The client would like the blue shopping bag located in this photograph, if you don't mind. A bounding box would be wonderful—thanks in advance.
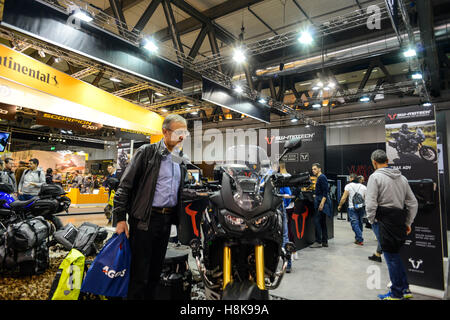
[81,233,131,298]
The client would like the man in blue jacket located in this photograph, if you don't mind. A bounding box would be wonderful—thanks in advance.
[311,163,332,248]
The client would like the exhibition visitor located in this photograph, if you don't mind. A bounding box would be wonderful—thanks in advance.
[113,114,188,300]
[366,149,418,300]
[3,157,17,192]
[310,163,332,248]
[17,158,45,201]
[337,173,367,246]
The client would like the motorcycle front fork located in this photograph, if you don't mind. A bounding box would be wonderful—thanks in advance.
[222,244,266,291]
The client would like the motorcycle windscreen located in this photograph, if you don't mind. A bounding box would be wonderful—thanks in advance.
[178,198,209,245]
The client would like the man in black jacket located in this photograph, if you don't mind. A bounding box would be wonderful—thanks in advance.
[113,114,189,300]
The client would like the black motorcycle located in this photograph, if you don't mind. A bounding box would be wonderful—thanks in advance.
[388,128,437,162]
[0,183,70,230]
[186,138,309,300]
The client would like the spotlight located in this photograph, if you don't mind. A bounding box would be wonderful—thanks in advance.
[73,9,93,22]
[412,72,423,80]
[258,98,267,104]
[312,86,320,91]
[422,102,432,107]
[110,77,121,83]
[143,38,158,53]
[323,86,330,91]
[234,85,243,94]
[233,48,246,63]
[403,48,416,58]
[317,81,323,87]
[54,57,61,63]
[190,110,198,115]
[305,124,310,128]
[298,31,313,45]
[161,108,168,112]
[328,82,336,88]
[312,103,321,108]
[290,117,299,123]
[359,96,370,102]
[154,92,164,97]
[38,50,46,58]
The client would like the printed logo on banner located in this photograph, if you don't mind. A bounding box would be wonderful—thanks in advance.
[265,136,275,145]
[387,113,397,121]
[408,258,424,272]
[300,153,310,162]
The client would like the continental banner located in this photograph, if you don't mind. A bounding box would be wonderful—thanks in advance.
[36,112,103,132]
[385,105,445,296]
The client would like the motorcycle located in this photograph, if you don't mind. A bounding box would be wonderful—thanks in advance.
[388,128,437,162]
[185,138,310,300]
[0,183,70,230]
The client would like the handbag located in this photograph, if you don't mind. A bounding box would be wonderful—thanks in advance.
[81,233,131,297]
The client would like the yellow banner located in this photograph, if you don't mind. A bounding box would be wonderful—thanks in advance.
[0,44,163,134]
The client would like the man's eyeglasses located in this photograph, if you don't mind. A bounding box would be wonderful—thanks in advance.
[166,128,190,137]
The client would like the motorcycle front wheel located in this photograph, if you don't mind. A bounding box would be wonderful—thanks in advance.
[419,146,437,162]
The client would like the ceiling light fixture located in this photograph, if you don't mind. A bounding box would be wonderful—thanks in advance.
[143,38,158,53]
[403,48,417,58]
[312,103,321,108]
[73,9,93,22]
[233,47,246,63]
[359,96,370,102]
[411,72,423,80]
[234,85,243,94]
[298,31,313,45]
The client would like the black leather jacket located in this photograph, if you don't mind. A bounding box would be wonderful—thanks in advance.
[113,140,187,231]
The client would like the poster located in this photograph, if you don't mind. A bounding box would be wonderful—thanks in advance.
[384,105,445,295]
[11,150,85,173]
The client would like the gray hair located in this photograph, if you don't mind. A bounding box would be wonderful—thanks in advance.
[162,114,187,130]
[371,149,388,164]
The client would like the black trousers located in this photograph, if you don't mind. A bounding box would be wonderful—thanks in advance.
[127,213,173,300]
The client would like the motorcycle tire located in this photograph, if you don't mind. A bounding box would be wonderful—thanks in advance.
[419,146,437,162]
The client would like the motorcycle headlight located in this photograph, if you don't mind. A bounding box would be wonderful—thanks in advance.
[253,215,269,228]
[223,211,247,231]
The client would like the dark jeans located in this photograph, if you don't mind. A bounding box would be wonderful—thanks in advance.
[372,222,382,254]
[314,208,328,244]
[18,194,35,201]
[348,207,364,243]
[384,252,409,298]
[127,213,173,300]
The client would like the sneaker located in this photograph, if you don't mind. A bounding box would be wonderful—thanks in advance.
[368,254,382,263]
[310,242,322,248]
[322,242,328,247]
[378,291,402,300]
[403,289,413,299]
[286,261,292,273]
[354,241,364,246]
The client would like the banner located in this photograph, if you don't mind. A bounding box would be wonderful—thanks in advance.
[202,77,271,123]
[1,0,183,90]
[0,45,163,134]
[11,149,85,173]
[36,111,103,132]
[115,128,151,141]
[385,105,445,296]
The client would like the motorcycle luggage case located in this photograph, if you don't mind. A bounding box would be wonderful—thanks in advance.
[0,183,14,194]
[39,184,66,198]
[155,249,192,300]
[30,199,59,216]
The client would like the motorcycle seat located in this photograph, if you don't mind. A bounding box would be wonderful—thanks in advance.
[10,197,38,209]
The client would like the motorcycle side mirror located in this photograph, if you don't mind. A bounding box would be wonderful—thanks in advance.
[283,138,302,152]
[278,138,303,162]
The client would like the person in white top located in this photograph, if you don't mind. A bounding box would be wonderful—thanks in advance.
[338,173,367,245]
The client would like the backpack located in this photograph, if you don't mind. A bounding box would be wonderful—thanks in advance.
[72,222,108,256]
[352,184,365,209]
[48,248,86,300]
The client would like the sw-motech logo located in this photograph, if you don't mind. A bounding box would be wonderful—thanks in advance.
[387,114,397,121]
[265,136,275,145]
[300,153,310,162]
[275,133,315,143]
[102,266,127,278]
[408,258,423,270]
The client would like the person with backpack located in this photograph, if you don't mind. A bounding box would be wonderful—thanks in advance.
[338,173,367,245]
[366,149,418,300]
[18,158,45,201]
